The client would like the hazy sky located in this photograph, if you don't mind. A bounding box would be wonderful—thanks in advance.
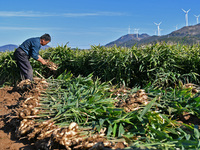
[0,0,199,49]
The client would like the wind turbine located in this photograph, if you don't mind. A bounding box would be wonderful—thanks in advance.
[175,25,178,30]
[159,28,163,36]
[194,15,200,24]
[128,25,131,34]
[154,22,162,36]
[134,28,140,39]
[182,9,190,26]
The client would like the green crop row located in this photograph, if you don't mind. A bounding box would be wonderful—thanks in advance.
[38,43,200,88]
[1,43,200,88]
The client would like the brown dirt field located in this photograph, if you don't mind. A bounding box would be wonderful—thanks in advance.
[0,86,36,150]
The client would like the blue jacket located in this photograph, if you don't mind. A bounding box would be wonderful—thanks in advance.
[19,37,41,60]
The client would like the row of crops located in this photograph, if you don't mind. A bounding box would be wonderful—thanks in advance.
[0,43,200,149]
[1,43,200,87]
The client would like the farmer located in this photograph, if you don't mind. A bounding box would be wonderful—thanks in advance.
[14,33,51,81]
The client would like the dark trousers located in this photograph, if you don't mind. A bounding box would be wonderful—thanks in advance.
[14,48,33,81]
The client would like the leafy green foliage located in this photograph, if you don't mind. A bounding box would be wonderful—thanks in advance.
[37,73,114,126]
[0,51,19,86]
[1,43,200,89]
[38,43,200,88]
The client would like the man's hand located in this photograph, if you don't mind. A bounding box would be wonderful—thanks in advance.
[37,55,47,65]
[37,56,58,70]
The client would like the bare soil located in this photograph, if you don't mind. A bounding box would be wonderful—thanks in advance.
[0,86,36,150]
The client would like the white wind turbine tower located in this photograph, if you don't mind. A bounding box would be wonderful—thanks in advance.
[134,28,139,39]
[128,25,131,34]
[154,22,162,36]
[194,15,200,24]
[175,25,178,30]
[159,28,163,36]
[182,9,190,26]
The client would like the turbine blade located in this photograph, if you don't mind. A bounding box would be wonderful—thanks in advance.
[182,9,186,13]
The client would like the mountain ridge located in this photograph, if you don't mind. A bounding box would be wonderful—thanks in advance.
[0,44,51,52]
[0,44,18,52]
[105,24,200,47]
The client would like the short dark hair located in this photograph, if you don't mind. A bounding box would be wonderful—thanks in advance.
[40,33,51,41]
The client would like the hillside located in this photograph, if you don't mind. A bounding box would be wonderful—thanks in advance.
[169,23,200,37]
[105,24,200,47]
[0,44,18,52]
[105,33,150,47]
[0,44,51,52]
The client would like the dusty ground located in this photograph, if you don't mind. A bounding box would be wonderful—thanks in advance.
[0,86,35,150]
